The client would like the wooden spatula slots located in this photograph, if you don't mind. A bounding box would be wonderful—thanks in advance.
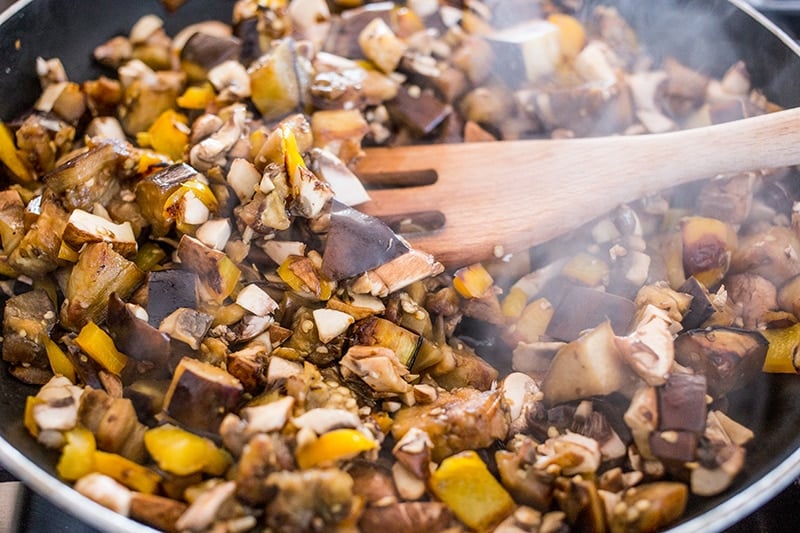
[354,107,800,269]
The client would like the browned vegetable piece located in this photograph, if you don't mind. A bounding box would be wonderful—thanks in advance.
[249,38,303,121]
[43,140,129,211]
[106,293,171,365]
[657,372,707,432]
[681,216,737,289]
[542,321,636,406]
[79,388,147,462]
[145,269,199,327]
[546,285,636,341]
[176,235,241,304]
[264,468,355,531]
[430,343,498,391]
[359,502,451,533]
[14,113,75,175]
[553,476,606,533]
[678,276,716,330]
[129,492,187,533]
[496,438,554,511]
[163,356,244,434]
[322,201,410,281]
[158,308,213,350]
[392,387,508,462]
[60,242,145,331]
[649,430,697,463]
[610,482,688,533]
[135,163,198,237]
[180,32,242,82]
[0,189,25,253]
[674,327,767,398]
[729,226,800,287]
[2,289,56,369]
[485,19,560,86]
[119,69,185,135]
[8,198,68,278]
[235,433,294,505]
[350,316,420,368]
[311,109,369,164]
[387,85,452,137]
[62,209,138,258]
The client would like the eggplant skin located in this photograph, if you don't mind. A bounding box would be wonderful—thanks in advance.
[674,327,768,398]
[2,289,56,367]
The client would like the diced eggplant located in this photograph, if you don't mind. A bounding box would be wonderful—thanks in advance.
[321,201,410,281]
[310,110,369,164]
[649,430,698,463]
[60,242,145,331]
[44,140,129,212]
[163,356,244,434]
[546,285,636,341]
[392,387,508,462]
[678,276,716,330]
[657,372,707,432]
[159,308,213,351]
[681,216,737,290]
[8,198,68,278]
[2,289,56,368]
[129,492,187,533]
[674,327,767,398]
[430,344,498,391]
[124,379,170,424]
[105,293,171,365]
[135,163,198,237]
[359,502,451,533]
[180,32,242,82]
[176,235,241,304]
[119,67,185,136]
[0,189,24,253]
[609,482,688,533]
[350,316,420,368]
[79,388,147,462]
[541,321,636,406]
[387,85,452,138]
[249,39,303,121]
[145,269,199,327]
[485,19,560,86]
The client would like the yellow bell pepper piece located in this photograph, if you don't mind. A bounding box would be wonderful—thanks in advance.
[501,286,528,320]
[24,396,43,438]
[295,428,378,470]
[144,424,232,476]
[138,109,190,162]
[94,450,161,494]
[429,450,515,531]
[74,321,128,375]
[762,323,800,373]
[57,427,96,481]
[44,338,76,383]
[177,84,216,110]
[547,13,586,59]
[453,263,494,299]
[281,124,306,182]
[0,121,34,183]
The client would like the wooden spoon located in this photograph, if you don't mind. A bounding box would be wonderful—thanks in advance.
[354,107,800,268]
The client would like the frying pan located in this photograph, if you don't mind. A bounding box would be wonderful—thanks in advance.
[1,0,800,531]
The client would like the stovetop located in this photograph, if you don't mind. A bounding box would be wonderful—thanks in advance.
[2,2,800,532]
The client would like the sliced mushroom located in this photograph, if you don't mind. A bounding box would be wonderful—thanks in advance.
[75,473,132,516]
[615,304,675,386]
[359,502,451,533]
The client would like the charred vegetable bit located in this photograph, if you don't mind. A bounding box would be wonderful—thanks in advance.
[0,1,794,531]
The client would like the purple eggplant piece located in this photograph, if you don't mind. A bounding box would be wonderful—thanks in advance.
[146,269,199,327]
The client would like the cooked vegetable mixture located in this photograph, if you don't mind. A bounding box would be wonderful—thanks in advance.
[0,0,797,531]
